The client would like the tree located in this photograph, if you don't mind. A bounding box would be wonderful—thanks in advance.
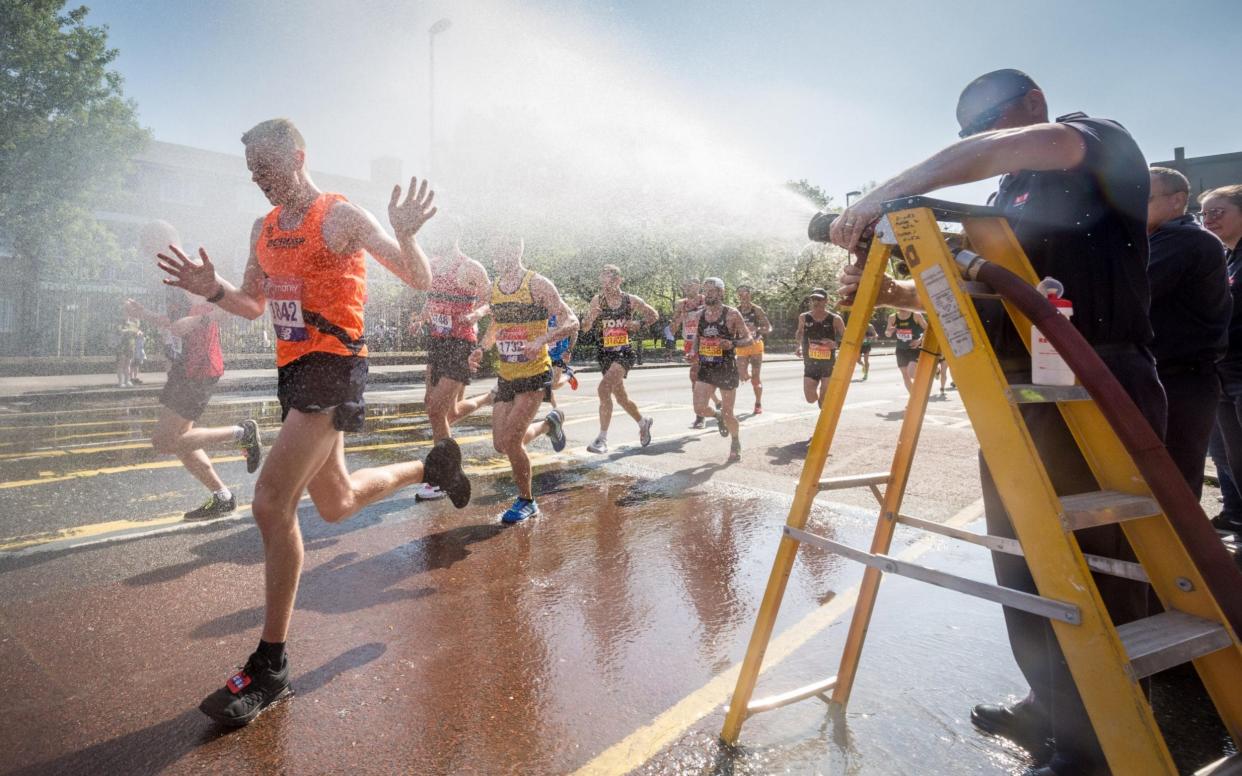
[0,1,149,346]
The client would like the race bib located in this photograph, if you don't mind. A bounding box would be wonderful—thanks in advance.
[603,325,630,350]
[808,341,834,360]
[698,337,724,363]
[684,319,698,337]
[497,326,530,363]
[896,328,913,342]
[265,277,308,342]
[429,311,453,336]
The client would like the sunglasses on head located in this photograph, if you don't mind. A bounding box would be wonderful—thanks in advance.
[958,90,1030,138]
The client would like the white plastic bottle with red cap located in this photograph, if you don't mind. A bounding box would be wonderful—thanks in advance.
[1031,277,1075,386]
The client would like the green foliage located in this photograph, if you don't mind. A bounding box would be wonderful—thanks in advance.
[785,179,834,211]
[0,1,149,281]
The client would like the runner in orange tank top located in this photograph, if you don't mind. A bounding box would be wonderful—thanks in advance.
[158,118,472,727]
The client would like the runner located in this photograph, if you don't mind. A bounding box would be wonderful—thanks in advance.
[672,278,720,428]
[125,220,262,521]
[794,288,845,406]
[734,284,772,415]
[886,308,928,393]
[579,264,658,453]
[415,241,496,501]
[688,277,752,461]
[158,118,470,727]
[468,234,578,524]
[548,313,579,395]
[858,321,878,380]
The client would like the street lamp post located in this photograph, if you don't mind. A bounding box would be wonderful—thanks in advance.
[428,17,452,177]
[846,190,862,207]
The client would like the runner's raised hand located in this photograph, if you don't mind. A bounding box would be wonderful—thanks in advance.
[158,245,219,298]
[389,176,437,240]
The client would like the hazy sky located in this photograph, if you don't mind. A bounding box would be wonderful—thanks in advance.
[88,0,1241,207]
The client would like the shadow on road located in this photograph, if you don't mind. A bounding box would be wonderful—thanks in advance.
[190,521,504,639]
[12,642,387,776]
[766,439,809,466]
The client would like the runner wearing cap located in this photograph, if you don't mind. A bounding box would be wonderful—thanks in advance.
[672,278,721,428]
[794,288,845,406]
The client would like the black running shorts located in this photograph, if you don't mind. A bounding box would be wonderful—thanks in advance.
[896,348,919,369]
[804,359,835,381]
[277,352,368,432]
[597,348,637,377]
[496,369,553,404]
[160,361,218,422]
[698,361,740,390]
[861,342,873,354]
[429,337,475,387]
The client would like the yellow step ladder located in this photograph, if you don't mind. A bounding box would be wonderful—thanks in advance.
[720,197,1242,775]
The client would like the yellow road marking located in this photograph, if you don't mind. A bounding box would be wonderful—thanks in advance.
[571,499,985,776]
[0,452,563,552]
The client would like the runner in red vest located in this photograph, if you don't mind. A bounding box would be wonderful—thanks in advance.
[125,220,262,520]
[414,237,496,500]
[158,118,470,727]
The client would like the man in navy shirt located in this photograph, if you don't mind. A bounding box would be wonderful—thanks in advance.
[1146,167,1229,496]
[835,69,1163,776]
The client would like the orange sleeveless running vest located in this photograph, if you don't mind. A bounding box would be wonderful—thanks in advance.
[256,192,369,367]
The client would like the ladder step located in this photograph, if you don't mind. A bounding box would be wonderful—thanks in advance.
[1059,490,1161,531]
[818,472,891,491]
[1007,384,1092,404]
[786,526,1081,624]
[741,676,838,716]
[1195,754,1242,776]
[1117,610,1233,680]
[892,513,1149,582]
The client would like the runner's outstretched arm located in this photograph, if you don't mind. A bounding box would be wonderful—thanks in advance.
[158,218,266,320]
[579,296,602,334]
[793,314,805,358]
[630,295,660,329]
[332,178,436,290]
[531,277,579,357]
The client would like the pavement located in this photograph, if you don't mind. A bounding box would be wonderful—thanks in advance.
[0,351,822,403]
[0,358,1233,775]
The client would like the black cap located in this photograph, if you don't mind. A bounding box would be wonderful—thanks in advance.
[956,69,1039,138]
[809,288,828,300]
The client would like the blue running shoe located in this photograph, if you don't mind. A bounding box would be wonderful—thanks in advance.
[500,497,540,524]
[545,408,566,452]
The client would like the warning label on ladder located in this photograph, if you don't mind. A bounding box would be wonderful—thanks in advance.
[921,265,975,358]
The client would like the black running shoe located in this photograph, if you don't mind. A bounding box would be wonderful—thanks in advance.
[691,416,705,430]
[1211,512,1242,537]
[714,409,729,437]
[239,419,262,474]
[545,408,567,452]
[199,651,292,727]
[184,493,236,521]
[424,438,471,508]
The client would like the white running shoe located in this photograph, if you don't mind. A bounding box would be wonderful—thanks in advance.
[639,417,653,447]
[415,482,447,501]
[587,436,608,454]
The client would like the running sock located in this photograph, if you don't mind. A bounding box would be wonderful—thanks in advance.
[213,488,233,502]
[516,497,534,505]
[257,639,286,665]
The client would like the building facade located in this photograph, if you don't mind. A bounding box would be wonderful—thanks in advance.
[3,140,415,358]
[1152,147,1242,206]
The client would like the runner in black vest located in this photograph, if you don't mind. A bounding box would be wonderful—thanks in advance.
[689,277,752,461]
[579,264,658,453]
[886,309,927,393]
[794,288,845,406]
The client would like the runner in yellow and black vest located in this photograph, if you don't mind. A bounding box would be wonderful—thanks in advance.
[470,236,579,523]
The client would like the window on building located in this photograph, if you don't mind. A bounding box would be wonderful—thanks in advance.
[0,296,15,334]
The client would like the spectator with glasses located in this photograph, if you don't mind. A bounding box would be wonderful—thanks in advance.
[1200,184,1242,537]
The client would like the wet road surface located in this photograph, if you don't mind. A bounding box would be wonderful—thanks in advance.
[1,361,1235,774]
